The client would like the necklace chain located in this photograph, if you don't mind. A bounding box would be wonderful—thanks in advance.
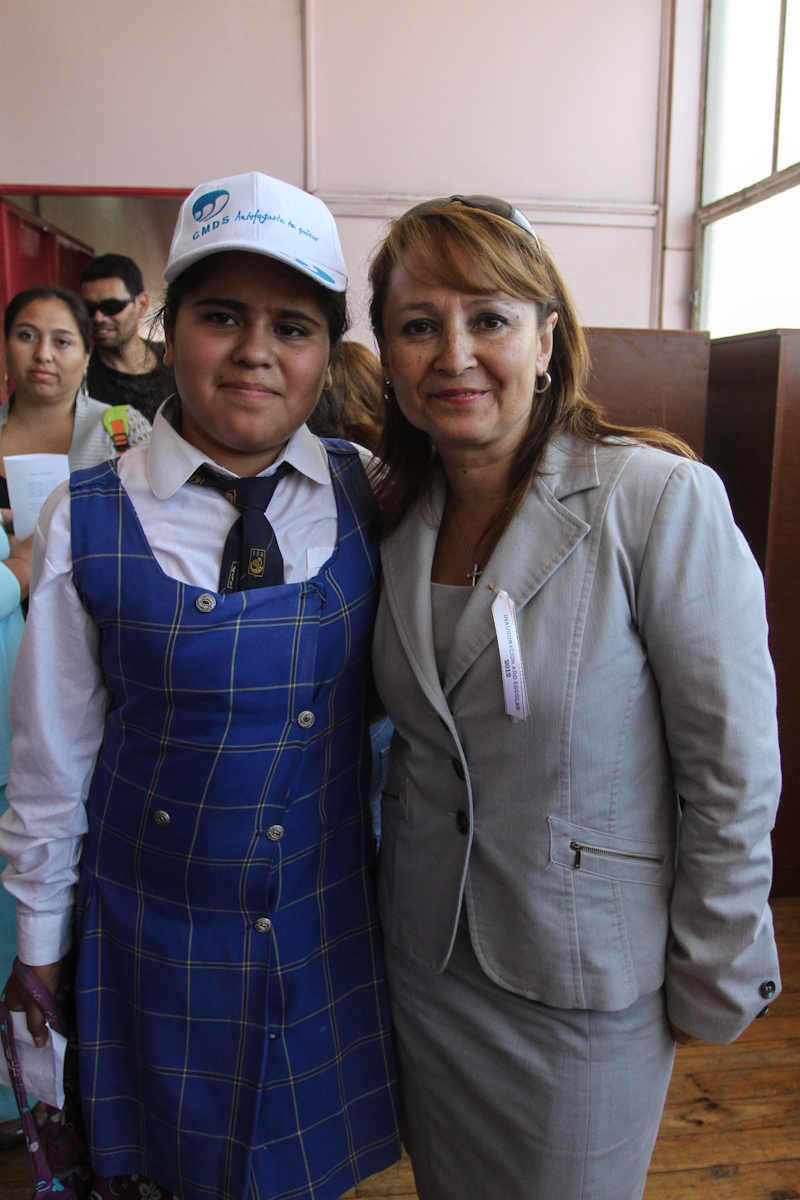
[451,507,483,587]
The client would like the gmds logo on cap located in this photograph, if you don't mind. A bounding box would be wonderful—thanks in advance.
[192,190,230,222]
[191,189,231,241]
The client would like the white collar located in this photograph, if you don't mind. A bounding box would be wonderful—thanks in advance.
[146,396,331,500]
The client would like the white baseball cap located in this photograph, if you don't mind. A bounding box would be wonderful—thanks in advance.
[164,172,347,292]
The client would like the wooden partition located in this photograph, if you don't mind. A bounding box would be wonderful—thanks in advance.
[584,328,710,457]
[704,331,800,897]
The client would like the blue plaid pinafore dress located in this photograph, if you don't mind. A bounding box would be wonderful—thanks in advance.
[68,443,400,1200]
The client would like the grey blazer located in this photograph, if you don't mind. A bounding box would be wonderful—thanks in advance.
[372,435,781,1044]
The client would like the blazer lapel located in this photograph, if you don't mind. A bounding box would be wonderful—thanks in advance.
[380,475,449,715]
[443,437,598,695]
[379,436,600,706]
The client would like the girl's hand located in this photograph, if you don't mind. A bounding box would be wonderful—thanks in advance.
[2,960,63,1047]
[4,530,33,601]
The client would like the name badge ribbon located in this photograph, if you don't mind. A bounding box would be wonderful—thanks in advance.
[490,588,530,722]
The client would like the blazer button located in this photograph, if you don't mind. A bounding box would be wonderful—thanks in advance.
[760,980,776,999]
[452,757,465,780]
[297,710,315,729]
[756,1005,770,1018]
[195,593,216,612]
[254,917,272,933]
[153,810,170,828]
[456,810,469,835]
[266,825,284,841]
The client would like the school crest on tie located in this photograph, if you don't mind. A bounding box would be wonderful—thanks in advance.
[249,548,266,577]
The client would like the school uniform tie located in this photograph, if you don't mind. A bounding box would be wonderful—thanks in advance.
[188,461,294,593]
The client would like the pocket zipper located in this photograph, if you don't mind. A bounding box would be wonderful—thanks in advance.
[569,840,664,869]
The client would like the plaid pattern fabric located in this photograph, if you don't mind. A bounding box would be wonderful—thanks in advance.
[68,444,400,1200]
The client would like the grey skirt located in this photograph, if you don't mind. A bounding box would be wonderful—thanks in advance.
[385,921,675,1200]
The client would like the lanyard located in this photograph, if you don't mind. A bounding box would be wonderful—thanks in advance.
[489,588,530,722]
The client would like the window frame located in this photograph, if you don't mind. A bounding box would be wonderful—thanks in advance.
[692,0,800,328]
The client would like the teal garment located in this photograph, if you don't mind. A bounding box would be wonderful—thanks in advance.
[0,783,20,1119]
[0,531,25,785]
[0,531,27,1120]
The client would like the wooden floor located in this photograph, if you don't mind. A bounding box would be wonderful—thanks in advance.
[2,898,798,1199]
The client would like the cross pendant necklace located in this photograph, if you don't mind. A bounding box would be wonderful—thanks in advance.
[452,509,483,587]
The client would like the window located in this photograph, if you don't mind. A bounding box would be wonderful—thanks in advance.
[696,0,800,335]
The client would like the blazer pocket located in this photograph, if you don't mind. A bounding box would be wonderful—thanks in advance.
[548,816,676,888]
[381,773,409,821]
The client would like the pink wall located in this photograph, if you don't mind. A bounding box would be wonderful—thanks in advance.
[0,0,305,189]
[0,0,704,332]
[315,0,662,202]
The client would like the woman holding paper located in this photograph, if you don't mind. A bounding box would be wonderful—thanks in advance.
[0,285,147,1132]
[367,197,781,1200]
[0,287,150,497]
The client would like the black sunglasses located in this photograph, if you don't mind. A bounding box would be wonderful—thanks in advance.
[403,194,542,252]
[84,297,134,319]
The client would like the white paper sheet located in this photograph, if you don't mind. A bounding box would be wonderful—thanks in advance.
[3,453,70,540]
[0,1010,67,1109]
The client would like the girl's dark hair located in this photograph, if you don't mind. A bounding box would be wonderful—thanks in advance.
[156,251,349,347]
[3,286,91,351]
[369,203,696,540]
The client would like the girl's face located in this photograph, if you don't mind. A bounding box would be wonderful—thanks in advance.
[164,252,333,472]
[5,299,89,406]
[379,252,556,465]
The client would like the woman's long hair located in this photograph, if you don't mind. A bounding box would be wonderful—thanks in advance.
[368,204,695,539]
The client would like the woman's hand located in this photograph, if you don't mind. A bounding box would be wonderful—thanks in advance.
[3,529,33,601]
[670,1020,694,1046]
[2,960,63,1046]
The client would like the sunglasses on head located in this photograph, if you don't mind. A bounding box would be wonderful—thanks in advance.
[84,297,134,319]
[404,194,543,252]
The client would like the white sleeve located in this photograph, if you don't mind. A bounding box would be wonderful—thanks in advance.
[0,482,108,966]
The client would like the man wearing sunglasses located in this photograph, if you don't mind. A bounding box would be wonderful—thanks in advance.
[80,253,174,423]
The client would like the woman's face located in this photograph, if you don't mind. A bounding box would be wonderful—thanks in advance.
[164,251,333,470]
[5,299,89,405]
[379,253,556,463]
